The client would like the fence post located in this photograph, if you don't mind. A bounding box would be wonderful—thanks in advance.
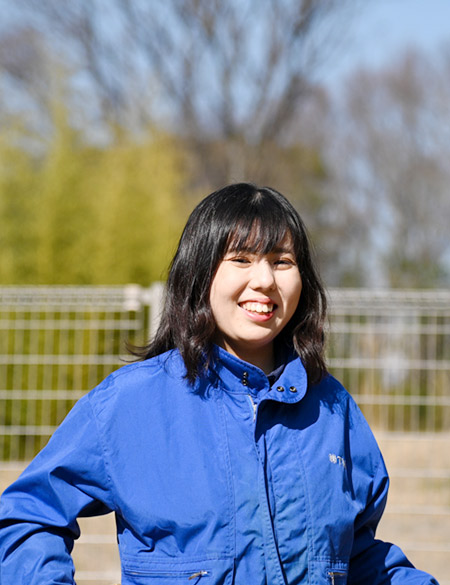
[144,282,165,341]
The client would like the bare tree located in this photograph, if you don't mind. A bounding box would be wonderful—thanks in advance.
[0,0,360,183]
[322,49,450,287]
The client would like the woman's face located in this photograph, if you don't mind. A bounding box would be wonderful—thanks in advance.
[209,234,302,370]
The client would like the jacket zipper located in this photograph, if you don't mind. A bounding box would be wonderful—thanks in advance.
[328,571,347,584]
[127,569,209,579]
[248,395,257,421]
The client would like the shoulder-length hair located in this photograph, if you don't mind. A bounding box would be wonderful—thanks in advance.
[134,183,327,384]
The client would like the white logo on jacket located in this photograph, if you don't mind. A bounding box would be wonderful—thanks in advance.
[329,453,346,468]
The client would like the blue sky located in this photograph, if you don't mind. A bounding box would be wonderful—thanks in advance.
[325,0,450,84]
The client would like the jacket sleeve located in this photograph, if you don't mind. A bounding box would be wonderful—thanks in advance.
[0,394,115,585]
[348,449,439,585]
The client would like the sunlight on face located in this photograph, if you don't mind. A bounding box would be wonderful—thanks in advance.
[209,235,302,371]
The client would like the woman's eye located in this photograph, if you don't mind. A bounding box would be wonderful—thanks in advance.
[275,257,295,266]
[232,257,250,264]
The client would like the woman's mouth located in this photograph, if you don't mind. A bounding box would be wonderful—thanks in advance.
[240,301,275,315]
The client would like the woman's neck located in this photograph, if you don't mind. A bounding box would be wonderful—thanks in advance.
[218,340,275,374]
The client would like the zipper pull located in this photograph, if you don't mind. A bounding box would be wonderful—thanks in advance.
[328,571,347,584]
[188,570,209,580]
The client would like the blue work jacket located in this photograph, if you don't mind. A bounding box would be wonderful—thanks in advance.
[0,347,439,584]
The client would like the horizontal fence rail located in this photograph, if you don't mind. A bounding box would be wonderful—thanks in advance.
[0,285,449,460]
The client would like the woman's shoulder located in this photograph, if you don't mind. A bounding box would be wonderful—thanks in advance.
[313,374,381,442]
[87,349,187,407]
[311,372,352,403]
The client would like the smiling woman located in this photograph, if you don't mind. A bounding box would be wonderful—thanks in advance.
[139,183,327,384]
[0,184,439,585]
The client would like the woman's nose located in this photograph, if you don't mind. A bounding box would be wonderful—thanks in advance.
[249,260,276,290]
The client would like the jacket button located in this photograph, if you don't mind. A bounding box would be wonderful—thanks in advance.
[289,386,298,393]
[276,386,285,392]
[241,371,249,385]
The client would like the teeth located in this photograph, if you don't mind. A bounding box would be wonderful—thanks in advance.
[241,302,274,313]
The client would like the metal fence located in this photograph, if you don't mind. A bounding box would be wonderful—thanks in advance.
[0,285,449,461]
[327,288,450,433]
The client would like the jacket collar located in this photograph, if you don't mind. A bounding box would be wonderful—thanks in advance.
[209,345,308,404]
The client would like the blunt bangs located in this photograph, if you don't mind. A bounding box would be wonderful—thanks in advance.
[225,216,293,257]
[213,187,305,261]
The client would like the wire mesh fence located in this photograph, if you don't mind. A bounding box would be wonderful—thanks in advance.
[327,288,450,433]
[0,285,449,461]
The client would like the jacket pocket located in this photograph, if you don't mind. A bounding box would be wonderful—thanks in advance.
[121,556,234,585]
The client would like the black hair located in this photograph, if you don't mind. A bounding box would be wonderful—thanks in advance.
[133,183,327,384]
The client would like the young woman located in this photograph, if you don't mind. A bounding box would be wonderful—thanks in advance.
[0,183,439,584]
